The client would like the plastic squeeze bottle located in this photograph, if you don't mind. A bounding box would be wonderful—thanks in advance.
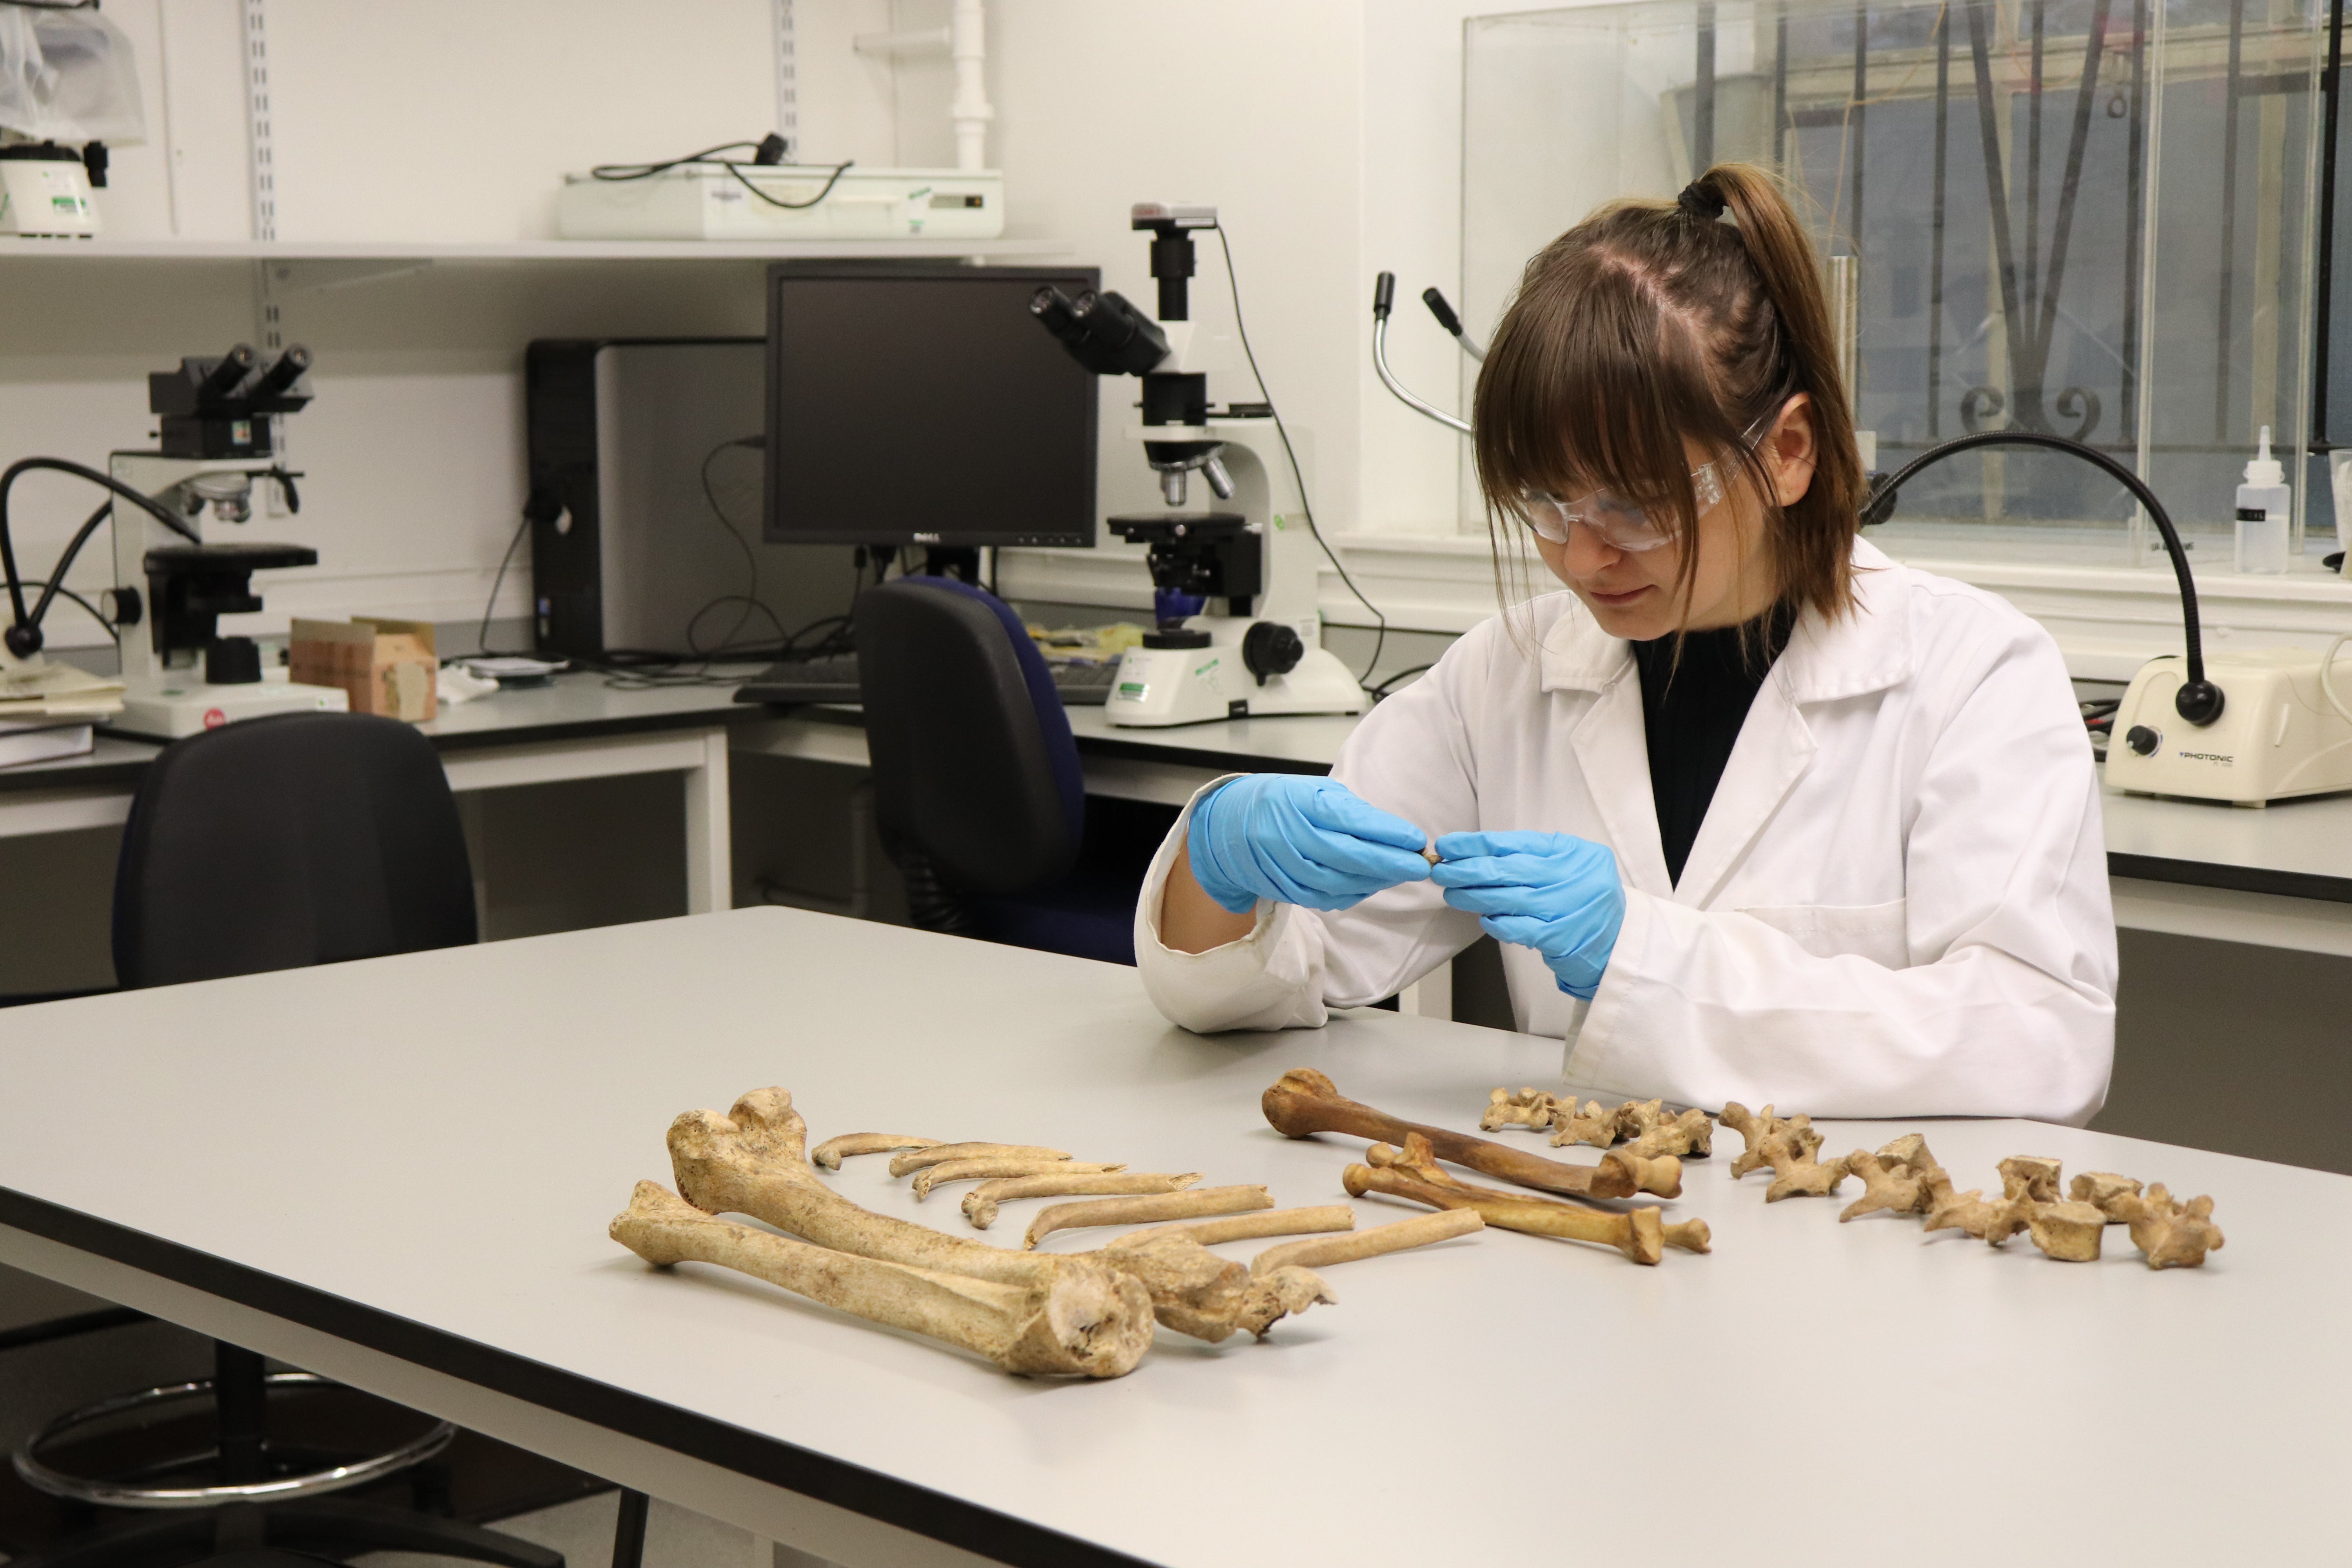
[2235,425,2292,574]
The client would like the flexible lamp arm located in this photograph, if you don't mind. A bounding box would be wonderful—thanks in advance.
[1,457,205,660]
[1861,429,2222,724]
[1372,272,1473,437]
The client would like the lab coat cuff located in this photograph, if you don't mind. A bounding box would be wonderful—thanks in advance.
[1133,776,1328,1033]
[1560,886,1657,1094]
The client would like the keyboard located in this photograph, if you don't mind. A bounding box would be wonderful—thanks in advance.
[734,653,1122,707]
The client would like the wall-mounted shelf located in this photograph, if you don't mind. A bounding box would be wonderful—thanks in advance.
[0,236,1071,262]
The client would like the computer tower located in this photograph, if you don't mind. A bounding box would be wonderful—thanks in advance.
[526,338,846,659]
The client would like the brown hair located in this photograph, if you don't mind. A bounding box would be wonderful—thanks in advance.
[1472,162,1863,632]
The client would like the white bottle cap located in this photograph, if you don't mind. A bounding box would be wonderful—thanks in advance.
[2245,425,2286,487]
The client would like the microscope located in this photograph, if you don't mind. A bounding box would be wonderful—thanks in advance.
[106,345,348,738]
[1031,204,1365,727]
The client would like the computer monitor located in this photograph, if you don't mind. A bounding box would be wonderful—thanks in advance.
[762,263,1101,548]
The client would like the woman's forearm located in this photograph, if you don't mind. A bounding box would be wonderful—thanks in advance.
[1158,842,1259,954]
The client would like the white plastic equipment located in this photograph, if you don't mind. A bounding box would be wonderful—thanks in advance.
[557,166,1003,242]
[2105,641,2352,806]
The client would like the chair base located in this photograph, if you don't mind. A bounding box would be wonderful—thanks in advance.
[0,1496,564,1568]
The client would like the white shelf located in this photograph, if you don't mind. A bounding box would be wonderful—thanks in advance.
[0,236,1070,262]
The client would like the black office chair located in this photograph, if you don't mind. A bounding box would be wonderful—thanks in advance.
[858,577,1140,964]
[8,713,559,1568]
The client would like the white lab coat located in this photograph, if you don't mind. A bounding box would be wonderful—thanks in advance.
[1132,539,2117,1124]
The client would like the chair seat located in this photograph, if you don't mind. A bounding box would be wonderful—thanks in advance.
[966,864,1142,966]
[196,1552,339,1567]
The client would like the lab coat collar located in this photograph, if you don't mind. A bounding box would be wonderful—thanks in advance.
[1537,536,1914,703]
[1547,537,1912,906]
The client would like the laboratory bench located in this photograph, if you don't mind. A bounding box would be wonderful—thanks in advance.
[3,670,2349,955]
[0,906,2332,1565]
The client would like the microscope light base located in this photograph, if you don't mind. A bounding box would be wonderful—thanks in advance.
[111,674,348,741]
[1105,619,1364,728]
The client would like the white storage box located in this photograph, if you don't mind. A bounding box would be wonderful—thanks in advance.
[558,166,1004,241]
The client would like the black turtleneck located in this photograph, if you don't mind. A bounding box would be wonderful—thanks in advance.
[1630,609,1795,887]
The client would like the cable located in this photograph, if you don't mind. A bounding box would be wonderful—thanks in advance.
[1213,225,1388,685]
[686,435,784,657]
[15,579,113,642]
[1,459,203,659]
[589,141,856,211]
[1365,662,1433,701]
[475,512,531,660]
[1862,428,2219,723]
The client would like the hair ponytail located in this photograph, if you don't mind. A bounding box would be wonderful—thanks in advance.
[1475,161,1865,628]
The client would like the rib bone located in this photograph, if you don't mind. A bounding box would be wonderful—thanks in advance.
[889,1143,1071,1177]
[812,1134,941,1171]
[963,1172,1201,1231]
[1027,1186,1271,1250]
[611,1181,1152,1379]
[1346,1136,1709,1265]
[1110,1206,1355,1250]
[1251,1210,1483,1276]
[1263,1069,1676,1200]
[668,1089,1322,1343]
[911,1158,1121,1201]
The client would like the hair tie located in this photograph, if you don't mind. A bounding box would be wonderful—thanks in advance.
[1678,181,1728,221]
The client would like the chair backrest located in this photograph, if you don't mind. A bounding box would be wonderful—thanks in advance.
[113,711,477,988]
[857,576,1083,895]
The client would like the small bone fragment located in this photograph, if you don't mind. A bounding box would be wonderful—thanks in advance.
[668,1090,1322,1343]
[1481,1087,1559,1132]
[1623,1107,1713,1159]
[611,1181,1151,1379]
[1921,1167,1996,1239]
[962,1172,1201,1231]
[1352,1136,1710,1264]
[911,1158,1121,1201]
[1420,843,1441,864]
[1998,1156,2065,1204]
[1547,1100,1621,1150]
[1110,1206,1356,1250]
[1720,1103,1820,1178]
[1264,1069,1674,1199]
[1251,1209,1484,1277]
[1026,1185,1272,1250]
[1762,1137,1852,1201]
[812,1134,942,1171]
[1982,1192,2042,1248]
[2110,1185,2225,1269]
[2069,1172,2143,1219]
[1839,1151,1929,1221]
[889,1143,1071,1177]
[2026,1200,2107,1262]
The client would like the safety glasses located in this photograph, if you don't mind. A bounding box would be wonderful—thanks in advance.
[1521,413,1775,553]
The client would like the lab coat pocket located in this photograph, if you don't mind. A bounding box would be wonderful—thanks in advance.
[1734,899,1910,969]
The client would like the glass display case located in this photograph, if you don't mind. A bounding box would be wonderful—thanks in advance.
[1463,0,2329,565]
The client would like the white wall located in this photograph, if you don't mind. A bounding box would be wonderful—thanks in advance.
[0,0,1519,650]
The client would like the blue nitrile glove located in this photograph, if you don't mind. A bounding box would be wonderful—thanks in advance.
[1186,775,1434,913]
[1429,831,1625,999]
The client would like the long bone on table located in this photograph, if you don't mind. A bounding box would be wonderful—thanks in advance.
[1261,1068,1681,1200]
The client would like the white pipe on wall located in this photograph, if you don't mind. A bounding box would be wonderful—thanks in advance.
[850,2,992,171]
[949,0,991,171]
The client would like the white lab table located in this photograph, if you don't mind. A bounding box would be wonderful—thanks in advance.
[0,673,769,915]
[0,906,2336,1565]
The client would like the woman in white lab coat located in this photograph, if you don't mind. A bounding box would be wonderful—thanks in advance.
[1132,164,2116,1124]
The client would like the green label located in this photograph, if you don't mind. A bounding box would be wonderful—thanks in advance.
[1193,657,1220,678]
[1117,682,1148,699]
